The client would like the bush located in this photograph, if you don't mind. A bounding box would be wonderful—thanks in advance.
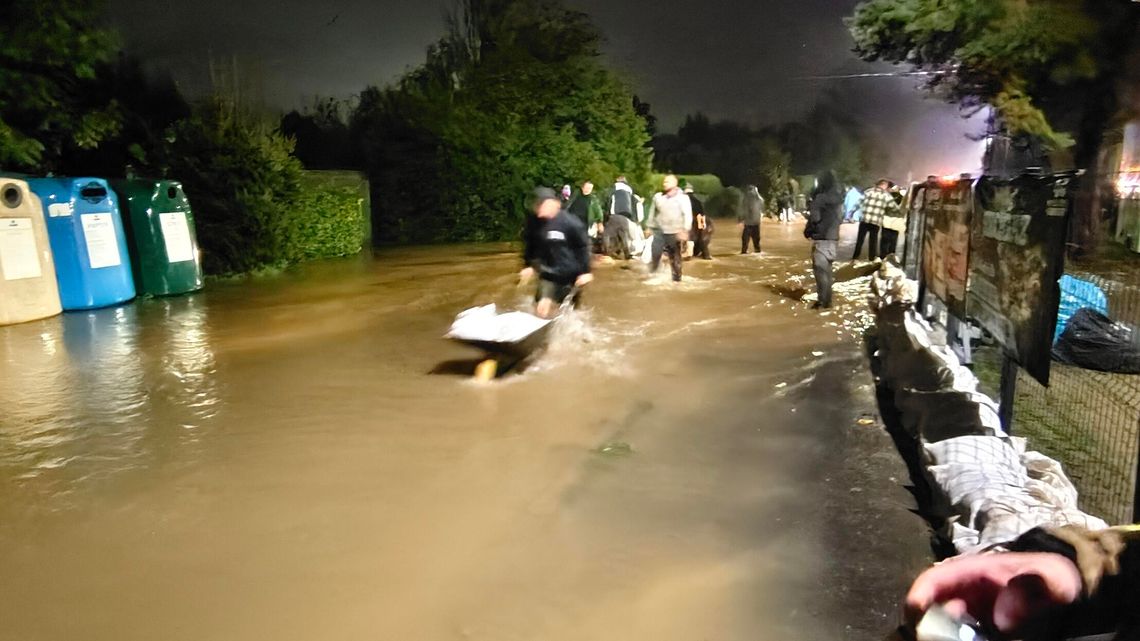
[644,173,724,199]
[706,186,743,219]
[288,171,369,261]
[158,96,303,275]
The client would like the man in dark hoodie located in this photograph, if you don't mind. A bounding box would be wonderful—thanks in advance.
[806,170,844,309]
[739,185,764,254]
[521,188,594,318]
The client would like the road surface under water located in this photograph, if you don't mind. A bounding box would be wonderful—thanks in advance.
[0,221,929,641]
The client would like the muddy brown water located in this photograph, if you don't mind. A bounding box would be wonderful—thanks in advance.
[0,222,929,641]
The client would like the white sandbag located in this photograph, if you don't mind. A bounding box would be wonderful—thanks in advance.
[949,521,982,553]
[446,304,552,343]
[925,435,1022,470]
[929,463,1029,528]
[976,496,1109,549]
[1022,451,1080,510]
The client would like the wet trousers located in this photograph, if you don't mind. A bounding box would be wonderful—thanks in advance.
[812,240,837,308]
[651,232,683,282]
[741,224,761,254]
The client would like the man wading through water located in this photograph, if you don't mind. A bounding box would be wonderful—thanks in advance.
[648,174,691,282]
[806,170,844,310]
[521,188,594,318]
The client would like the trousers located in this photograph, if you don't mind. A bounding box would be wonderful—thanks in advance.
[879,228,899,258]
[741,224,761,253]
[651,232,683,282]
[852,222,879,260]
[812,240,837,308]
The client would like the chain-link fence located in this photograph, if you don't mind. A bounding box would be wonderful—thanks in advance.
[990,271,1140,525]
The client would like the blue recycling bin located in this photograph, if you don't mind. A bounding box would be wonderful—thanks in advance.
[27,178,136,310]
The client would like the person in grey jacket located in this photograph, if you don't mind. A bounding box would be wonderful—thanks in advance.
[739,185,764,254]
[647,174,691,282]
[806,170,844,309]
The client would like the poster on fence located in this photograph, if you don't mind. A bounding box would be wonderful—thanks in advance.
[921,178,973,319]
[903,182,928,281]
[968,173,1075,386]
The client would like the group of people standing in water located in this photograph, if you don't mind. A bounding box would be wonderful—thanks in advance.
[520,170,903,317]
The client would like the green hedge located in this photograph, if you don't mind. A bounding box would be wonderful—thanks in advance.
[645,173,725,199]
[288,170,370,261]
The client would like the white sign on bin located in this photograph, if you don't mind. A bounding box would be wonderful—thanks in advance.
[159,212,195,263]
[80,213,122,269]
[0,218,43,281]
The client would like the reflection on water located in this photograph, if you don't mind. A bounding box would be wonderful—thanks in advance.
[0,296,218,500]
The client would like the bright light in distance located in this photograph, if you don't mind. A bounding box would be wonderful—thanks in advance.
[1118,169,1140,197]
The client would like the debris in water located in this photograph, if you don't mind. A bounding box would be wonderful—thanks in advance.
[775,382,788,389]
[596,442,633,457]
[856,418,875,426]
[811,351,824,357]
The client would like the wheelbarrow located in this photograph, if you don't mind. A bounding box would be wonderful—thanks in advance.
[445,304,557,380]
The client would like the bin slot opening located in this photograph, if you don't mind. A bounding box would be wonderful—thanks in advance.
[80,185,108,202]
[1,185,22,209]
[166,186,179,200]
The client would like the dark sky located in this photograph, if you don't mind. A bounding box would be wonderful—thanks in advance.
[104,0,987,178]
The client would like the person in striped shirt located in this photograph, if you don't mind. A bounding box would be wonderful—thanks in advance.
[853,179,901,260]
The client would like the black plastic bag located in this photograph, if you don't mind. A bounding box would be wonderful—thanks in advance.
[1052,307,1140,374]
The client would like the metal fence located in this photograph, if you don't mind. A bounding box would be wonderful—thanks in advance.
[1006,271,1140,525]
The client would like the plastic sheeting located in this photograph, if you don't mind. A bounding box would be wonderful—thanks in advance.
[1051,308,1140,374]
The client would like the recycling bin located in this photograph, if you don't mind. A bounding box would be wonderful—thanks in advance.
[111,180,204,296]
[0,178,62,325]
[28,178,136,310]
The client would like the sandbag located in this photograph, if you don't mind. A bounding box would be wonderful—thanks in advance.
[896,389,1003,441]
[925,435,1021,470]
[1052,307,1140,374]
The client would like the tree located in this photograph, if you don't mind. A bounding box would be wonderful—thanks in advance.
[0,0,121,171]
[848,0,1140,256]
[282,97,354,169]
[351,0,652,244]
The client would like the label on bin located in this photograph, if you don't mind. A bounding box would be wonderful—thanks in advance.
[0,218,43,281]
[80,213,122,269]
[159,211,195,263]
[48,203,72,218]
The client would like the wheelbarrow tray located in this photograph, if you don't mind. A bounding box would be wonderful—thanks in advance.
[447,320,555,360]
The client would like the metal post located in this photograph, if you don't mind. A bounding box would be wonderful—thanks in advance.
[1133,417,1140,523]
[999,354,1018,434]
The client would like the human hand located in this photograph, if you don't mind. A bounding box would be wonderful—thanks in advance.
[677,231,689,242]
[575,273,594,288]
[535,298,555,319]
[905,553,1082,636]
[519,267,535,283]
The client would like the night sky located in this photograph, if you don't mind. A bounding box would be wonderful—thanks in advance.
[104,0,987,179]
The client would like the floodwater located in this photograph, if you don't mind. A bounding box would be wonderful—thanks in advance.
[0,222,928,641]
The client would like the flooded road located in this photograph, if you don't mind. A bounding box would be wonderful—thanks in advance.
[0,221,929,641]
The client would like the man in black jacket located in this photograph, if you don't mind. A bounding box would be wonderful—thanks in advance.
[521,188,594,318]
[807,171,844,309]
[686,184,714,260]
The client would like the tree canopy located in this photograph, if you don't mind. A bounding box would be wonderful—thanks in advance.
[350,0,652,244]
[0,0,122,172]
[848,0,1137,151]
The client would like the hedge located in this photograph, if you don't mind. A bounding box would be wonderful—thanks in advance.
[288,170,370,261]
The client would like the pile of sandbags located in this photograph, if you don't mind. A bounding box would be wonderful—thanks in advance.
[869,261,1108,553]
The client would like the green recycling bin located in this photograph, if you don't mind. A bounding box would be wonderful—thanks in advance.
[111,180,204,296]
